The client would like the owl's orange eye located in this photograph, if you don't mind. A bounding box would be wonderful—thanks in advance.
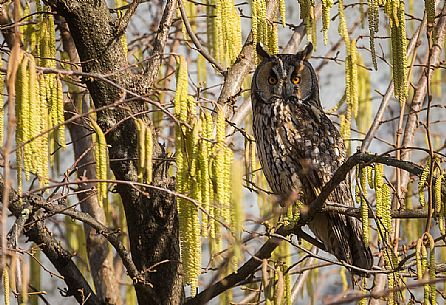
[268,76,278,85]
[291,75,301,85]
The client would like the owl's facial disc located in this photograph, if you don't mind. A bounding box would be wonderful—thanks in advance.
[283,62,314,102]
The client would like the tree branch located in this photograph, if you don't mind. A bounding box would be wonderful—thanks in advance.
[34,198,140,281]
[115,0,141,39]
[185,152,428,304]
[0,177,101,305]
[145,0,177,85]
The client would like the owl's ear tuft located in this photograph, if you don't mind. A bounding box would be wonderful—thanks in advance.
[297,43,313,60]
[256,43,271,59]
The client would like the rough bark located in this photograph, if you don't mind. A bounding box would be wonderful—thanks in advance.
[47,1,183,304]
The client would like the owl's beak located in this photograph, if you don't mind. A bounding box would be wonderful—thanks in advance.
[283,83,301,101]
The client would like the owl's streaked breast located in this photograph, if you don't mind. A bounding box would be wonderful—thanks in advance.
[252,97,345,202]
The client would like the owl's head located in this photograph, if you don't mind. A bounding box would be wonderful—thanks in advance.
[252,43,320,107]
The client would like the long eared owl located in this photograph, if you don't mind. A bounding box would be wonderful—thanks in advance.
[251,43,373,272]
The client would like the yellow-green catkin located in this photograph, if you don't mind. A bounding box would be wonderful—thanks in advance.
[368,0,379,69]
[145,125,153,184]
[268,22,279,56]
[251,0,276,60]
[419,158,431,207]
[339,108,351,154]
[244,134,256,189]
[136,119,146,183]
[340,268,348,291]
[228,157,242,270]
[30,248,41,305]
[135,119,153,184]
[388,0,408,105]
[39,8,59,175]
[348,40,359,119]
[197,54,207,86]
[39,10,56,68]
[252,0,278,61]
[55,77,66,148]
[337,0,350,46]
[205,112,215,238]
[210,0,241,66]
[14,52,49,187]
[435,167,443,213]
[374,164,385,241]
[38,74,49,186]
[425,0,436,28]
[367,165,374,188]
[381,182,392,240]
[298,0,317,48]
[359,167,369,244]
[279,0,286,26]
[321,0,333,44]
[91,118,108,209]
[16,53,29,181]
[435,161,445,233]
[230,159,244,237]
[426,233,436,304]
[115,0,128,58]
[358,278,367,305]
[284,264,291,305]
[431,68,442,98]
[214,107,227,226]
[356,54,372,133]
[174,57,201,296]
[199,113,211,237]
[387,268,395,305]
[416,238,424,280]
[3,266,10,305]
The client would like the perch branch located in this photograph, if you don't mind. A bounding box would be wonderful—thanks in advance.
[185,152,429,305]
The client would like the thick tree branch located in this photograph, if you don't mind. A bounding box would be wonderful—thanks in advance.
[323,204,436,219]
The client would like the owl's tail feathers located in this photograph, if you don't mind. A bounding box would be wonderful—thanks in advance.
[308,214,373,276]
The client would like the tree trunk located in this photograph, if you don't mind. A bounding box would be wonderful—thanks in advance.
[49,1,183,304]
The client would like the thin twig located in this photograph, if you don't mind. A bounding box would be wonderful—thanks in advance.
[178,0,225,73]
[115,0,141,39]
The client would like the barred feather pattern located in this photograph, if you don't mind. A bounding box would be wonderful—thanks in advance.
[251,47,372,273]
